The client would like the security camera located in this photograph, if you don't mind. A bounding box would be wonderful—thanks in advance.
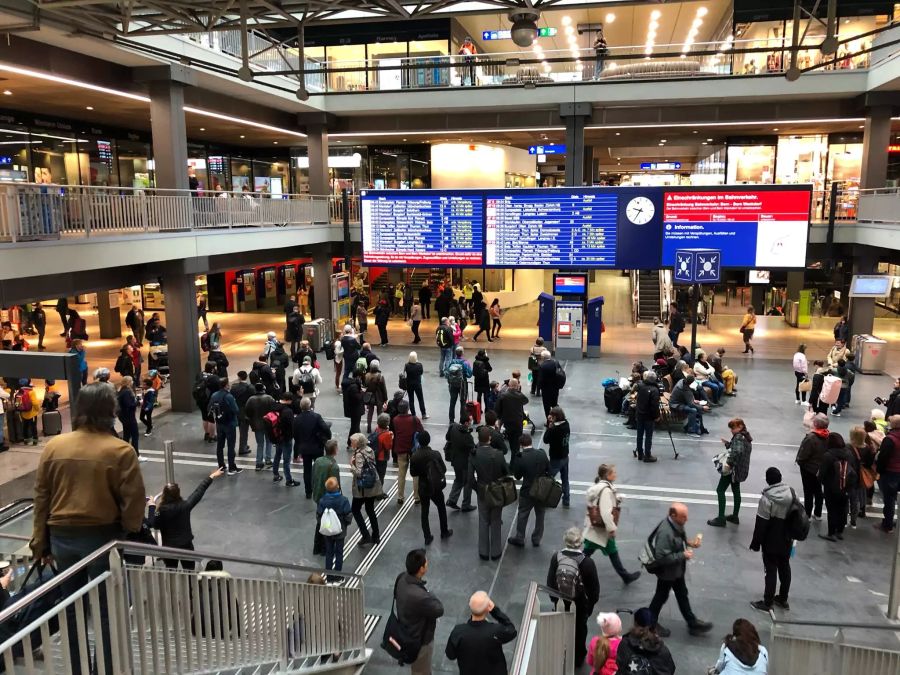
[509,10,540,48]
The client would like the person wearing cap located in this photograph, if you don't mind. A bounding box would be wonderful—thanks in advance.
[615,607,675,674]
[445,590,517,675]
[16,379,40,446]
[749,466,794,613]
[645,502,713,637]
[587,612,622,675]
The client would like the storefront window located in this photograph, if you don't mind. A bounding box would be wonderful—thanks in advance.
[31,132,80,184]
[726,144,776,184]
[0,126,31,182]
[251,156,290,196]
[368,146,429,189]
[231,157,252,193]
[117,138,152,189]
[326,44,368,91]
[303,46,327,93]
[776,135,826,190]
[207,153,230,194]
[826,138,863,217]
[369,42,408,90]
[187,144,209,192]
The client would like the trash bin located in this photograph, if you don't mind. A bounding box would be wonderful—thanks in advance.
[853,334,888,374]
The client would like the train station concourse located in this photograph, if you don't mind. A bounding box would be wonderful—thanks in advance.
[1,1,900,674]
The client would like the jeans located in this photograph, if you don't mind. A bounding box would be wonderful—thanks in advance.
[649,576,697,626]
[140,408,153,434]
[324,536,345,571]
[255,429,273,465]
[420,492,449,539]
[491,318,501,338]
[274,439,293,481]
[411,320,421,342]
[549,457,570,506]
[878,472,900,530]
[824,492,848,536]
[594,54,604,77]
[668,330,680,348]
[352,497,379,542]
[672,403,700,434]
[447,465,472,508]
[702,379,724,403]
[716,474,741,519]
[408,382,426,418]
[833,388,849,413]
[800,469,823,518]
[762,552,791,605]
[635,417,655,458]
[794,371,807,402]
[216,424,237,470]
[439,347,452,376]
[50,528,117,675]
[448,385,466,423]
[512,493,545,545]
[121,417,140,455]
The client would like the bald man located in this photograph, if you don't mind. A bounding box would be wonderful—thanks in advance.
[645,502,712,638]
[445,591,517,675]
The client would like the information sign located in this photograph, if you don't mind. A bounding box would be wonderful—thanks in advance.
[529,144,566,155]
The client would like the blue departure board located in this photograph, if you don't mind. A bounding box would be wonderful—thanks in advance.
[361,191,484,266]
[484,190,619,267]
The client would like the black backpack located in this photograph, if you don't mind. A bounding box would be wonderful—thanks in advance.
[192,377,210,407]
[604,385,624,413]
[271,343,289,369]
[114,351,130,375]
[785,488,810,541]
[324,340,335,360]
[298,369,315,394]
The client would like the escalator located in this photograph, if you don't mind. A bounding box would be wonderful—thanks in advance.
[0,498,34,567]
[636,270,662,322]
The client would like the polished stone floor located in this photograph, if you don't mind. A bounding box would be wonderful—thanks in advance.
[111,343,898,674]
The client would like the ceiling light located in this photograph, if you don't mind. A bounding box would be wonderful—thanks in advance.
[199,127,205,131]
[651,10,662,20]
[273,141,278,144]
[616,157,621,160]
[650,20,659,31]
[561,15,572,26]
[183,106,307,138]
[693,19,703,29]
[697,7,709,17]
[706,138,713,141]
[693,130,699,134]
[773,128,779,131]
[660,139,667,143]
[615,132,620,136]
[240,134,245,138]
[702,142,708,145]
[605,13,615,24]
[85,106,93,110]
[565,25,575,36]
[658,142,664,146]
[2,90,11,96]
[403,138,407,141]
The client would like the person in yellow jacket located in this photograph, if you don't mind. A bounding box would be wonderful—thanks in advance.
[15,378,40,445]
[739,306,757,355]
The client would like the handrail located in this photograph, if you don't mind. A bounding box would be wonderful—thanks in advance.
[0,498,33,525]
[770,616,900,630]
[510,582,573,675]
[0,539,362,626]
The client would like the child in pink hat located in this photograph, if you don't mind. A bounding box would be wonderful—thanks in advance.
[587,612,623,675]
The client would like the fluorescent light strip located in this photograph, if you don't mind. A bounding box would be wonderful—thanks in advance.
[585,117,891,131]
[182,106,306,138]
[331,127,567,138]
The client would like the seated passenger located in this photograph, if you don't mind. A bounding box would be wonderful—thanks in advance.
[693,351,724,405]
[669,375,709,437]
[710,347,737,396]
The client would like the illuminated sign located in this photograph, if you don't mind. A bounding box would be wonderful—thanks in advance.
[641,162,682,171]
[529,144,566,155]
[482,27,557,40]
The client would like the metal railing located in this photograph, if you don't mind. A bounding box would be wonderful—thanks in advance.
[0,540,369,674]
[856,186,900,224]
[510,582,575,675]
[0,184,332,242]
[769,617,900,675]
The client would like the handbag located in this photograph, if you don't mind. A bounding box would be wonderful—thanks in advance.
[852,446,878,489]
[484,476,517,508]
[713,451,732,475]
[530,475,562,508]
[381,575,422,665]
[587,486,620,528]
[798,378,812,393]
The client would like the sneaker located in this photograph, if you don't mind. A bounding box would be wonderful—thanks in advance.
[622,571,641,584]
[285,480,301,487]
[255,464,264,471]
[238,449,252,456]
[422,414,429,420]
[227,467,243,476]
[750,600,772,613]
[441,530,454,539]
[707,517,727,528]
[773,597,790,610]
[687,432,702,439]
[688,619,713,636]
[643,456,658,463]
[725,514,740,525]
[138,456,149,463]
[264,459,273,467]
[655,623,671,638]
[397,498,404,506]
[446,501,460,510]
[273,474,283,483]
[832,411,841,417]
[144,432,153,438]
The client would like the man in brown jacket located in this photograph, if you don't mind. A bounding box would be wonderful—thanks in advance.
[31,382,146,675]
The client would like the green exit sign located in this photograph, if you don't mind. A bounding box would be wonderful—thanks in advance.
[539,27,557,37]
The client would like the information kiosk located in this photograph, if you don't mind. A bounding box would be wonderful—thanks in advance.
[553,273,587,360]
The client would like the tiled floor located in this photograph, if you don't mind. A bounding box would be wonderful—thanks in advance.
[3,297,900,673]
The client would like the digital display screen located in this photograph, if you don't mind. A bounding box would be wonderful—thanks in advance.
[849,275,892,297]
[337,277,350,300]
[361,190,484,266]
[553,274,588,296]
[748,270,771,284]
[485,189,618,267]
[661,189,811,268]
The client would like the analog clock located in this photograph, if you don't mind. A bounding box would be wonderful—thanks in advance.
[625,196,655,225]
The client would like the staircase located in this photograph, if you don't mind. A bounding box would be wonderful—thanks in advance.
[636,270,662,322]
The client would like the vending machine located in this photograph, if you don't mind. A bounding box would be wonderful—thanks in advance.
[552,273,587,360]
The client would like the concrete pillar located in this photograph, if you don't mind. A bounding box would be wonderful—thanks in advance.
[560,102,591,186]
[96,290,122,340]
[307,124,329,196]
[163,272,202,412]
[860,105,893,189]
[313,248,333,327]
[849,252,879,339]
[582,145,595,186]
[148,81,189,191]
[786,270,805,301]
[750,285,766,315]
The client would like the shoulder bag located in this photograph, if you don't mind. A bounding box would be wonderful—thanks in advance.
[530,475,562,508]
[381,575,421,665]
[484,475,517,508]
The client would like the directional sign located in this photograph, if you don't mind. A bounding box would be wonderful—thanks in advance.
[528,144,566,155]
[674,248,721,284]
[641,162,682,171]
[483,27,556,40]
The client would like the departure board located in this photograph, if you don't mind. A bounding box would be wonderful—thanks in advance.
[361,191,484,266]
[484,190,619,267]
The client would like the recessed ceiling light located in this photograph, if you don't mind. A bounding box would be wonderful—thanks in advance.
[651,10,662,20]
[660,139,667,143]
[697,7,709,18]
[605,13,615,24]
[403,138,407,141]
[336,140,342,143]
[2,90,11,96]
[199,127,205,131]
[615,132,620,136]
[240,134,245,138]
[85,106,94,110]
[706,138,713,141]
[858,125,864,128]
[616,157,621,160]
[773,128,779,131]
[273,141,278,144]
[561,15,572,26]
[702,142,708,145]
[658,142,664,146]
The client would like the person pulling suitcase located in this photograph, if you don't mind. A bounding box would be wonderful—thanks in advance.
[41,380,62,437]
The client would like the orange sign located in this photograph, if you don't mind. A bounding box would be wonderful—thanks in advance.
[888,145,900,152]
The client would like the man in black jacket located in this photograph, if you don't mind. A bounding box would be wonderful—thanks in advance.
[31,302,47,351]
[245,384,275,470]
[340,325,361,378]
[292,397,332,499]
[508,434,550,547]
[546,527,601,666]
[445,591,516,675]
[445,415,476,512]
[795,415,828,518]
[285,305,304,358]
[538,351,563,419]
[230,371,254,457]
[749,467,794,612]
[669,375,708,437]
[395,549,444,674]
[668,307,685,347]
[478,410,508,454]
[876,414,900,533]
[468,426,510,560]
[635,371,661,463]
[374,300,390,346]
[418,282,432,320]
[341,371,364,449]
[410,430,453,544]
[495,378,528,453]
[125,304,144,346]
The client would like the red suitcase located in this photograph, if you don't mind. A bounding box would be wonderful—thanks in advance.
[465,401,482,425]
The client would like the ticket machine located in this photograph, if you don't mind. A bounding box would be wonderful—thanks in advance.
[552,273,587,360]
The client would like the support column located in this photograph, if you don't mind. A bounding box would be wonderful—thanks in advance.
[849,252,878,340]
[313,247,333,327]
[135,66,196,191]
[786,270,805,302]
[750,285,766,315]
[582,145,595,186]
[163,272,202,412]
[560,102,591,187]
[860,106,892,189]
[96,290,122,340]
[307,124,329,196]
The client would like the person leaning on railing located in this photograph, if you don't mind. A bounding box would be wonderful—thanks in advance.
[30,382,147,675]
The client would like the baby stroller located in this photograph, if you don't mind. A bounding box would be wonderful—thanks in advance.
[148,346,170,377]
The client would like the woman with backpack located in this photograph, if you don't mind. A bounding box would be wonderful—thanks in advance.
[291,356,322,408]
[150,467,224,569]
[14,379,39,446]
[349,432,382,547]
[583,464,641,584]
[818,432,855,542]
[117,376,141,458]
[404,352,427,419]
[473,349,492,408]
[707,418,753,528]
[847,426,874,528]
[364,360,388,434]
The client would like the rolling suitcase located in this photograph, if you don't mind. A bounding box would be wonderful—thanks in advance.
[465,400,482,425]
[42,410,62,437]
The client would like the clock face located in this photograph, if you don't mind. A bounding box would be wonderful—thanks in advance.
[626,196,655,225]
